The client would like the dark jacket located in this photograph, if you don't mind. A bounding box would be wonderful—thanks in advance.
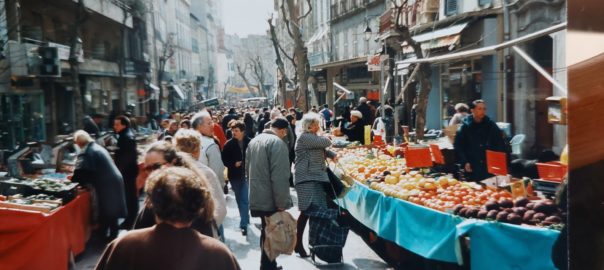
[453,115,507,181]
[83,116,101,138]
[72,142,127,219]
[114,128,139,180]
[342,121,365,144]
[95,223,240,270]
[222,136,251,181]
[357,102,372,126]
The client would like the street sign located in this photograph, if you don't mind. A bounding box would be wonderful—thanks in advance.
[367,55,389,72]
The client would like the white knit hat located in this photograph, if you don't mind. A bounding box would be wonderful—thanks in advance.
[350,110,363,119]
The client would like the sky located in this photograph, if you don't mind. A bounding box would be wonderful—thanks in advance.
[223,0,276,37]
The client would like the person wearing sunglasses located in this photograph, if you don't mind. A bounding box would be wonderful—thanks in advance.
[132,142,220,239]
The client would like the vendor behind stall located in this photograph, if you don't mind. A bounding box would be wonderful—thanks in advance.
[335,110,365,144]
[71,130,127,239]
[453,100,507,181]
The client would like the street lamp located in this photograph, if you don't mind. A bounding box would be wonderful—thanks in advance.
[364,25,372,41]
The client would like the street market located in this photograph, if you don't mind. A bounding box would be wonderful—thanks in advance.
[2,0,604,270]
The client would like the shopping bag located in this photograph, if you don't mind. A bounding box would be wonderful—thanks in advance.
[263,211,297,261]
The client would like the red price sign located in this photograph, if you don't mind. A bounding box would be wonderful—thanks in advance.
[486,150,508,176]
[406,147,433,168]
[429,144,445,164]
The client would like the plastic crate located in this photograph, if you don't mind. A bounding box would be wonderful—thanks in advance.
[536,162,567,182]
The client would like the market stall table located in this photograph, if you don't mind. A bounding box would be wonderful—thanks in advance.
[0,191,91,270]
[336,181,560,270]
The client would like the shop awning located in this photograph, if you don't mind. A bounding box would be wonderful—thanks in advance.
[396,22,567,65]
[313,56,367,70]
[148,83,160,91]
[401,23,468,53]
[171,84,185,99]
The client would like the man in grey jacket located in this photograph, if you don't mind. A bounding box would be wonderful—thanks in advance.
[246,118,292,270]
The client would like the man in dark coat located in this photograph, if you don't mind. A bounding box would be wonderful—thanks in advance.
[83,113,105,138]
[113,115,139,228]
[72,130,127,239]
[356,97,372,126]
[221,120,251,236]
[454,100,507,181]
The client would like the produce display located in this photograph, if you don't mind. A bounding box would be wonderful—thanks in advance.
[333,147,563,228]
[31,178,78,193]
[453,197,565,227]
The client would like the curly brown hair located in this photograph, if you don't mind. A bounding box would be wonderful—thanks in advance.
[145,167,214,224]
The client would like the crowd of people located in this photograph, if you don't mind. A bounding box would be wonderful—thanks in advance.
[75,100,379,270]
[72,95,514,269]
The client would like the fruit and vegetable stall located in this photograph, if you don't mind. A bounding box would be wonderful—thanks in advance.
[331,146,562,270]
[0,174,91,270]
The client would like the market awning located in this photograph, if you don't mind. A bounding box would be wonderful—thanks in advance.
[171,84,185,99]
[396,22,567,65]
[148,83,160,91]
[313,56,366,70]
[401,22,468,54]
[227,86,257,94]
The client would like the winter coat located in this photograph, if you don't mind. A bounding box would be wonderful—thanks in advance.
[199,135,226,187]
[454,115,507,181]
[357,102,372,126]
[114,128,139,181]
[72,142,127,220]
[222,136,251,181]
[342,121,365,144]
[246,130,292,212]
[293,132,336,185]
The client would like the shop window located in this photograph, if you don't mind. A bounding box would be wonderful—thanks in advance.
[445,0,458,16]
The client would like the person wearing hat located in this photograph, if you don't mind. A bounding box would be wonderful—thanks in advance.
[335,110,365,143]
[83,113,106,138]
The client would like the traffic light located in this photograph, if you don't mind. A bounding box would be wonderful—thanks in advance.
[38,46,60,77]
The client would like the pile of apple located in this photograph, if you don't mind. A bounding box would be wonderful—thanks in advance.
[369,172,499,212]
[336,148,407,182]
[453,197,565,226]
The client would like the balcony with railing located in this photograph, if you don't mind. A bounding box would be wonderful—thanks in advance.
[331,0,382,22]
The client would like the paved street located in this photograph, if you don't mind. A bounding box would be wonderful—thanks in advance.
[75,186,391,270]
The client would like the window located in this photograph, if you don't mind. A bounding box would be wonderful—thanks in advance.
[478,0,492,6]
[445,0,458,16]
[343,29,349,59]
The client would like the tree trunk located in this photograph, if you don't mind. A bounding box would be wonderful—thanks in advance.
[69,0,86,130]
[267,17,292,107]
[285,0,313,111]
[414,65,432,140]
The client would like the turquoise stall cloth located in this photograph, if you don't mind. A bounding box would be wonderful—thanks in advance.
[456,219,560,270]
[337,182,561,269]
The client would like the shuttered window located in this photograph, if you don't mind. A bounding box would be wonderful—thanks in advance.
[445,0,458,16]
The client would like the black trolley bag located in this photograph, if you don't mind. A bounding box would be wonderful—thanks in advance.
[307,164,350,265]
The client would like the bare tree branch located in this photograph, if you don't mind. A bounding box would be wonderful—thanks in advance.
[298,0,313,20]
[280,1,296,41]
[278,42,296,67]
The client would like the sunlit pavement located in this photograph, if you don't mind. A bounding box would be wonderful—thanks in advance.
[75,187,392,270]
[223,187,391,270]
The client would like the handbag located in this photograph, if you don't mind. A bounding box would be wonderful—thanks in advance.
[325,162,351,200]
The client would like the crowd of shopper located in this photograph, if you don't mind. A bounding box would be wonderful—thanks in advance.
[77,97,453,270]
